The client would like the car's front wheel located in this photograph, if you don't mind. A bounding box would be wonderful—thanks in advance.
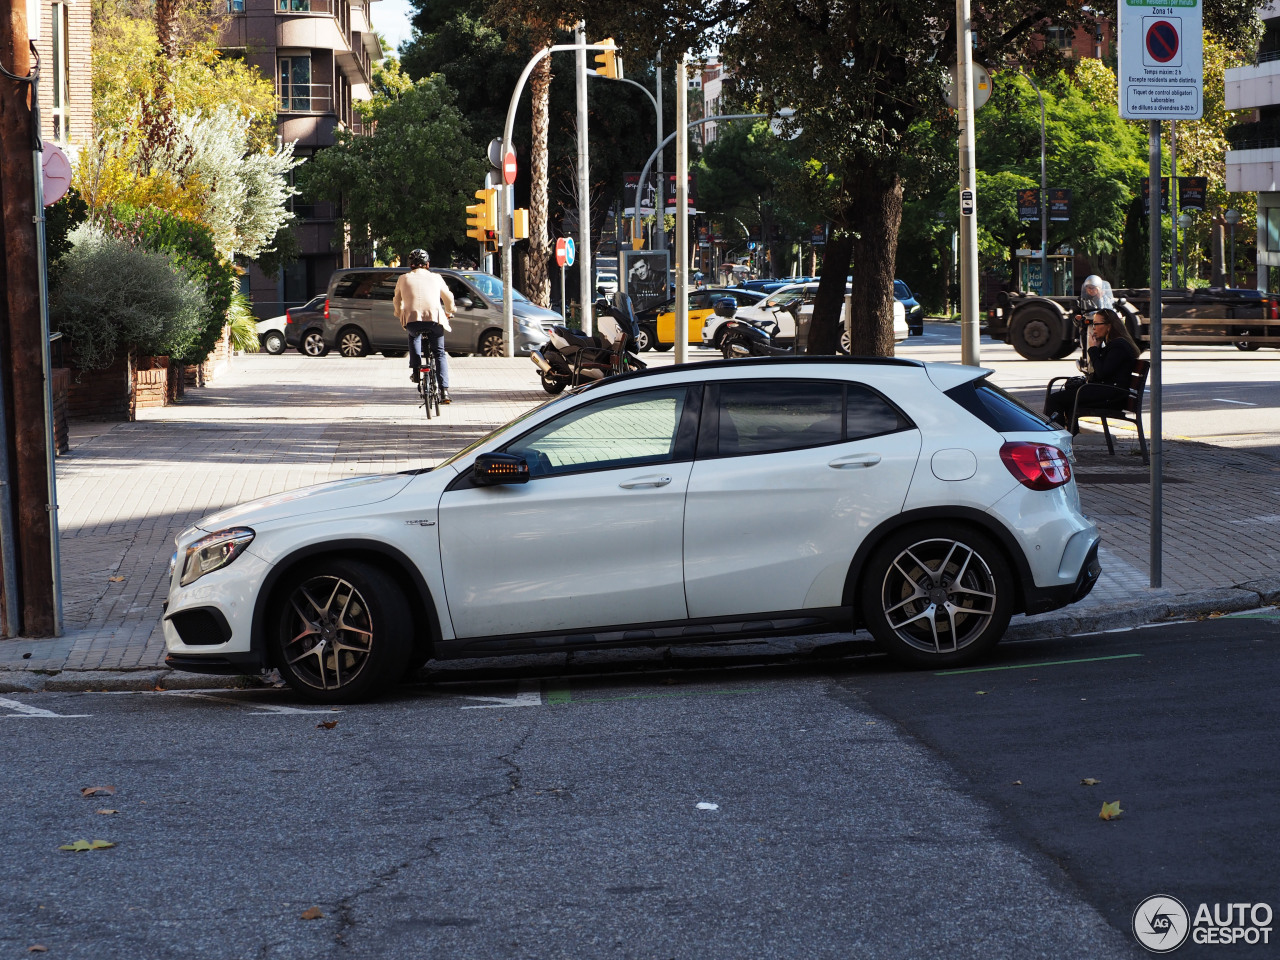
[337,327,369,358]
[860,525,1014,668]
[268,559,412,703]
[478,330,505,357]
[300,329,329,357]
[633,324,654,352]
[262,331,285,355]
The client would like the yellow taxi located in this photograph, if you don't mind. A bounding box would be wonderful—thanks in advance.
[650,290,727,349]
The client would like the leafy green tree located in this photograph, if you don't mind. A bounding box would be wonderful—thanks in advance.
[297,76,488,264]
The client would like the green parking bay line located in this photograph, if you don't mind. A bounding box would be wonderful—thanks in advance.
[934,653,1144,676]
[545,686,761,705]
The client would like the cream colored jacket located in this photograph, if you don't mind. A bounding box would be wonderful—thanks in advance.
[393,268,455,331]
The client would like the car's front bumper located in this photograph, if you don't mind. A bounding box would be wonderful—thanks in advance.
[162,549,270,671]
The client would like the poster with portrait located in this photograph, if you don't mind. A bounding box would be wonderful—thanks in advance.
[621,250,670,312]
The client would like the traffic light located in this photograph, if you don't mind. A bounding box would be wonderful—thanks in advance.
[512,208,529,241]
[466,188,497,244]
[593,38,622,80]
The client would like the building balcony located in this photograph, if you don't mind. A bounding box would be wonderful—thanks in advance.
[1226,145,1280,193]
[1226,56,1280,112]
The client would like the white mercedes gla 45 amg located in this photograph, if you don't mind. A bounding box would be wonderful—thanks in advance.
[163,357,1100,702]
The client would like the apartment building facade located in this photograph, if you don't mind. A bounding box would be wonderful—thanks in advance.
[1225,2,1280,291]
[27,0,92,150]
[220,0,381,314]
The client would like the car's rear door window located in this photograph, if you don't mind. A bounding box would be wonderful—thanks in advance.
[331,272,377,298]
[945,377,1054,432]
[506,386,697,478]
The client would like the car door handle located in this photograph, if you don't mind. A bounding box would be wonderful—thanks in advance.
[828,454,881,469]
[619,476,672,488]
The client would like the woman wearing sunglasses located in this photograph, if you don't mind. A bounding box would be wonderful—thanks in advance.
[1043,307,1140,429]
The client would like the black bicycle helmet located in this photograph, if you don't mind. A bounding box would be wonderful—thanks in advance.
[408,248,430,268]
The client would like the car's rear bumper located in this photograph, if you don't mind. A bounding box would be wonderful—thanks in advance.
[1023,536,1101,614]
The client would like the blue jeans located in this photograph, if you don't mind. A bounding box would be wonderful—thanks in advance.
[405,321,449,390]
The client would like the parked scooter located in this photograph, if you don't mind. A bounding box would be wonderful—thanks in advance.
[531,293,647,395]
[718,297,798,359]
[1072,275,1144,376]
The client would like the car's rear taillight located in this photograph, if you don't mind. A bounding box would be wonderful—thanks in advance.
[1000,441,1072,491]
[324,298,330,319]
[285,309,292,325]
[1270,299,1278,320]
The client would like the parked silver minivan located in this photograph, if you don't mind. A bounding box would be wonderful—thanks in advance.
[312,267,558,358]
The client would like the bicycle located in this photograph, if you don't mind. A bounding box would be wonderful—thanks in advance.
[417,356,441,419]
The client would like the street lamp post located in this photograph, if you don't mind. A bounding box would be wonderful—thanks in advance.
[1177,212,1193,287]
[589,71,660,250]
[1224,208,1240,288]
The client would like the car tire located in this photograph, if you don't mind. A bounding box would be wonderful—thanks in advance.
[1235,335,1261,352]
[633,324,654,352]
[337,327,369,358]
[860,524,1015,669]
[839,329,851,355]
[1009,309,1064,360]
[652,339,673,352]
[300,329,329,357]
[478,330,505,357]
[262,331,286,355]
[268,559,412,704]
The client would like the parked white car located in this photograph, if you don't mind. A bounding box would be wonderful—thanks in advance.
[163,357,1099,702]
[704,283,909,348]
[595,272,619,296]
[255,314,287,355]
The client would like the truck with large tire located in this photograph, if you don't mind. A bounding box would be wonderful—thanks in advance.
[987,286,1280,360]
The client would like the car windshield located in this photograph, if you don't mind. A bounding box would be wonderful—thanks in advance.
[460,272,530,303]
[763,287,802,307]
[894,281,910,299]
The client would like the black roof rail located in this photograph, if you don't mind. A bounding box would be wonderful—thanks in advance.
[572,355,926,397]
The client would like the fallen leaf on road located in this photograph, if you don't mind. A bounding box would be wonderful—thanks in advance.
[28,945,48,952]
[976,691,988,695]
[80,786,115,797]
[1012,780,1022,786]
[316,720,338,730]
[59,839,116,851]
[1081,778,1101,786]
[108,576,124,583]
[299,907,324,920]
[1099,801,1123,821]
[95,809,118,815]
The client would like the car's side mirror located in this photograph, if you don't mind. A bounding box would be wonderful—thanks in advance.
[457,296,474,309]
[473,453,530,485]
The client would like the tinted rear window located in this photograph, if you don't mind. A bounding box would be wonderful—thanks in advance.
[945,378,1054,433]
[332,272,398,300]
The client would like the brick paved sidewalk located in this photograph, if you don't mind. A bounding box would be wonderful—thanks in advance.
[1,348,1276,676]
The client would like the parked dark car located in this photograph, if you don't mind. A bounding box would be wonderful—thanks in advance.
[895,280,925,337]
[285,296,330,356]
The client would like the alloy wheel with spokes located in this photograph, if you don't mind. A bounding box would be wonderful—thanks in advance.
[478,331,505,357]
[861,526,1013,667]
[269,559,411,702]
[338,328,369,357]
[300,330,328,357]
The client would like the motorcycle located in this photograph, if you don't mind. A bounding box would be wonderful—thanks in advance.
[718,297,801,358]
[531,293,647,395]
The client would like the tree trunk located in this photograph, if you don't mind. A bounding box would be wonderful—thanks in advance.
[523,49,553,307]
[808,169,902,356]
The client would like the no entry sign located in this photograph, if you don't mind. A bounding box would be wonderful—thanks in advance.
[555,237,575,267]
[1118,0,1202,119]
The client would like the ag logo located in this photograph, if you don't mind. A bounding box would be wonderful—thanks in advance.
[1134,895,1191,953]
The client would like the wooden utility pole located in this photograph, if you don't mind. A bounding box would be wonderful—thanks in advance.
[0,0,58,636]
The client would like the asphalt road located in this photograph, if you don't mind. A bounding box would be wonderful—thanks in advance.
[2,616,1275,958]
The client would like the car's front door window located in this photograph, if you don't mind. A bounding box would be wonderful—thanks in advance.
[506,387,692,478]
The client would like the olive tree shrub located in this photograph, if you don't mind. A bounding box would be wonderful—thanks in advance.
[51,223,208,370]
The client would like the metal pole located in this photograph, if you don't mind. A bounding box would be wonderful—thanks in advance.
[1148,119,1163,589]
[1230,225,1236,287]
[1171,121,1179,288]
[575,23,592,335]
[500,176,514,357]
[560,264,566,322]
[674,56,688,364]
[655,50,665,253]
[1024,74,1047,294]
[957,0,980,365]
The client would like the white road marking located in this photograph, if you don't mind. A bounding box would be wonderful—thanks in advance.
[0,697,90,718]
[460,680,542,709]
[160,691,340,714]
[1212,398,1257,405]
[1229,516,1280,525]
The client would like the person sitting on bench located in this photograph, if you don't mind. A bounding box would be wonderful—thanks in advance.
[1044,308,1138,430]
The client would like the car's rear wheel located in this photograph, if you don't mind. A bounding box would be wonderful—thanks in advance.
[262,331,285,355]
[337,327,369,358]
[633,324,654,352]
[269,559,412,704]
[1009,309,1063,360]
[478,330,505,357]
[860,525,1014,668]
[300,329,329,357]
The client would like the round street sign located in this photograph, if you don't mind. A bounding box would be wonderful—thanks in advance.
[503,151,517,185]
[1146,21,1179,64]
[554,236,575,267]
[41,142,72,207]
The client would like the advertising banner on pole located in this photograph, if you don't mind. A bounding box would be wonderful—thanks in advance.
[1016,188,1040,222]
[1048,188,1072,222]
[1178,175,1208,211]
[1118,0,1203,120]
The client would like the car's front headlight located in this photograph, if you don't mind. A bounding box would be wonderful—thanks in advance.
[179,528,255,587]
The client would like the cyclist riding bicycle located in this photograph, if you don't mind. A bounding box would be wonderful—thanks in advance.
[393,248,455,403]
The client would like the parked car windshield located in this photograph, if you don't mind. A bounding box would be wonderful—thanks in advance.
[894,281,910,299]
[461,272,530,303]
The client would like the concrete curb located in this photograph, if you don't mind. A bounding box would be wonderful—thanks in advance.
[3,583,1275,693]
